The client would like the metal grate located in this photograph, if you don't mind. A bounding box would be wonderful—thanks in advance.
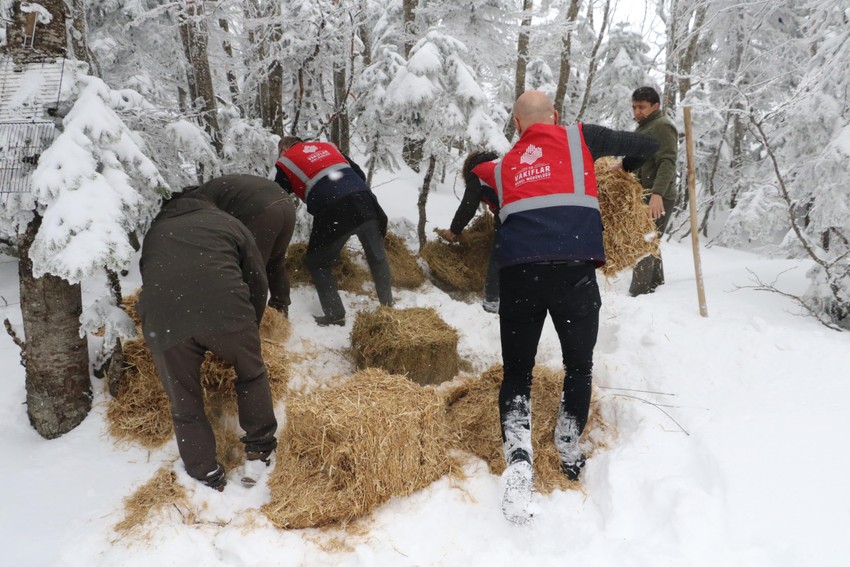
[0,121,56,196]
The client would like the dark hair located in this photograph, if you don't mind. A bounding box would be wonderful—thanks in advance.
[462,150,499,178]
[632,86,661,105]
[278,136,304,153]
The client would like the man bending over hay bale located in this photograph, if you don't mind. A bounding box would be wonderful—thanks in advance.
[435,150,502,313]
[262,369,454,529]
[137,191,278,492]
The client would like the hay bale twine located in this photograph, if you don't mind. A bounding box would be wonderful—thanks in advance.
[420,213,495,292]
[384,232,426,289]
[107,306,292,450]
[595,157,660,277]
[443,365,613,493]
[284,241,370,293]
[351,306,460,386]
[262,368,455,529]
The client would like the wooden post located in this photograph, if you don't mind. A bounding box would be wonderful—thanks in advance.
[683,106,708,317]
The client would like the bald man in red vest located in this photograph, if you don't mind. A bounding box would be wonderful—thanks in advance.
[496,91,659,524]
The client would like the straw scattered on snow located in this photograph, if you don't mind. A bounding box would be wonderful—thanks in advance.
[443,365,614,494]
[113,466,191,535]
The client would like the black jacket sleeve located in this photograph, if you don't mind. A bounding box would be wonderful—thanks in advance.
[450,172,485,235]
[582,124,660,170]
[274,165,293,194]
[342,153,367,182]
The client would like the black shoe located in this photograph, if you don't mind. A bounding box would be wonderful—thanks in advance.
[202,463,227,492]
[314,314,345,327]
[561,454,587,481]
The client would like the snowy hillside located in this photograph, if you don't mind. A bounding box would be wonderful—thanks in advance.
[1,165,849,567]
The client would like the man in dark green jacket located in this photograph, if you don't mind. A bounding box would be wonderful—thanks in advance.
[629,86,679,296]
[137,193,277,491]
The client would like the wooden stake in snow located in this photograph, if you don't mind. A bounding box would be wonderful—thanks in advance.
[683,106,708,317]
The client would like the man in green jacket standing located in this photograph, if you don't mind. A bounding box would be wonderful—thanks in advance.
[628,86,679,296]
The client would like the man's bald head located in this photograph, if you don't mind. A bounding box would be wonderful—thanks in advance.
[512,91,558,136]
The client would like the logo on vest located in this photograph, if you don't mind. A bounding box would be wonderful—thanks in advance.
[520,144,543,165]
[302,144,332,162]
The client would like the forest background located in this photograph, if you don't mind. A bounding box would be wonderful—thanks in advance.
[0,0,848,437]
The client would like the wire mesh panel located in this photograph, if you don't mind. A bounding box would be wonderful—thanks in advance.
[0,121,56,198]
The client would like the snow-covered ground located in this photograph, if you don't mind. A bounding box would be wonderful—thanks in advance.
[1,165,849,566]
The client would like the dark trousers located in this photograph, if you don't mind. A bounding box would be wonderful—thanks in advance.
[629,196,676,296]
[498,262,600,464]
[251,199,296,310]
[306,218,393,319]
[152,324,278,480]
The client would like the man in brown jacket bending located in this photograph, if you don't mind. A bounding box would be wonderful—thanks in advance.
[195,174,296,315]
[137,192,278,491]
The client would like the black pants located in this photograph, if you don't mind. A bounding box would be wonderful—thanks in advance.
[629,196,676,296]
[484,227,500,303]
[306,218,393,319]
[152,324,278,481]
[498,262,600,464]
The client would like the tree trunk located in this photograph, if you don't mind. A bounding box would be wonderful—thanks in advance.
[178,1,221,154]
[553,0,582,118]
[504,0,535,140]
[677,4,707,102]
[17,215,91,439]
[417,156,437,251]
[68,0,102,77]
[402,0,417,58]
[576,0,612,121]
[662,0,680,112]
[401,0,423,170]
[217,17,242,107]
[331,65,350,154]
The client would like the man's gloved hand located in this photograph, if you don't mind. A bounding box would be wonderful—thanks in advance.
[268,302,289,318]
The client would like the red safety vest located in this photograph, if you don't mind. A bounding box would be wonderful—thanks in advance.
[471,160,500,213]
[495,123,598,221]
[275,142,351,202]
[494,123,605,267]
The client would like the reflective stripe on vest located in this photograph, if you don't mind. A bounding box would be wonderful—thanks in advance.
[497,124,596,223]
[277,157,350,202]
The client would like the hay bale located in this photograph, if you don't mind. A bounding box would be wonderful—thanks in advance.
[107,307,292,450]
[596,157,660,277]
[106,338,173,448]
[444,365,613,493]
[284,241,370,293]
[262,368,455,529]
[384,232,426,289]
[114,466,191,535]
[420,213,495,292]
[351,306,459,386]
